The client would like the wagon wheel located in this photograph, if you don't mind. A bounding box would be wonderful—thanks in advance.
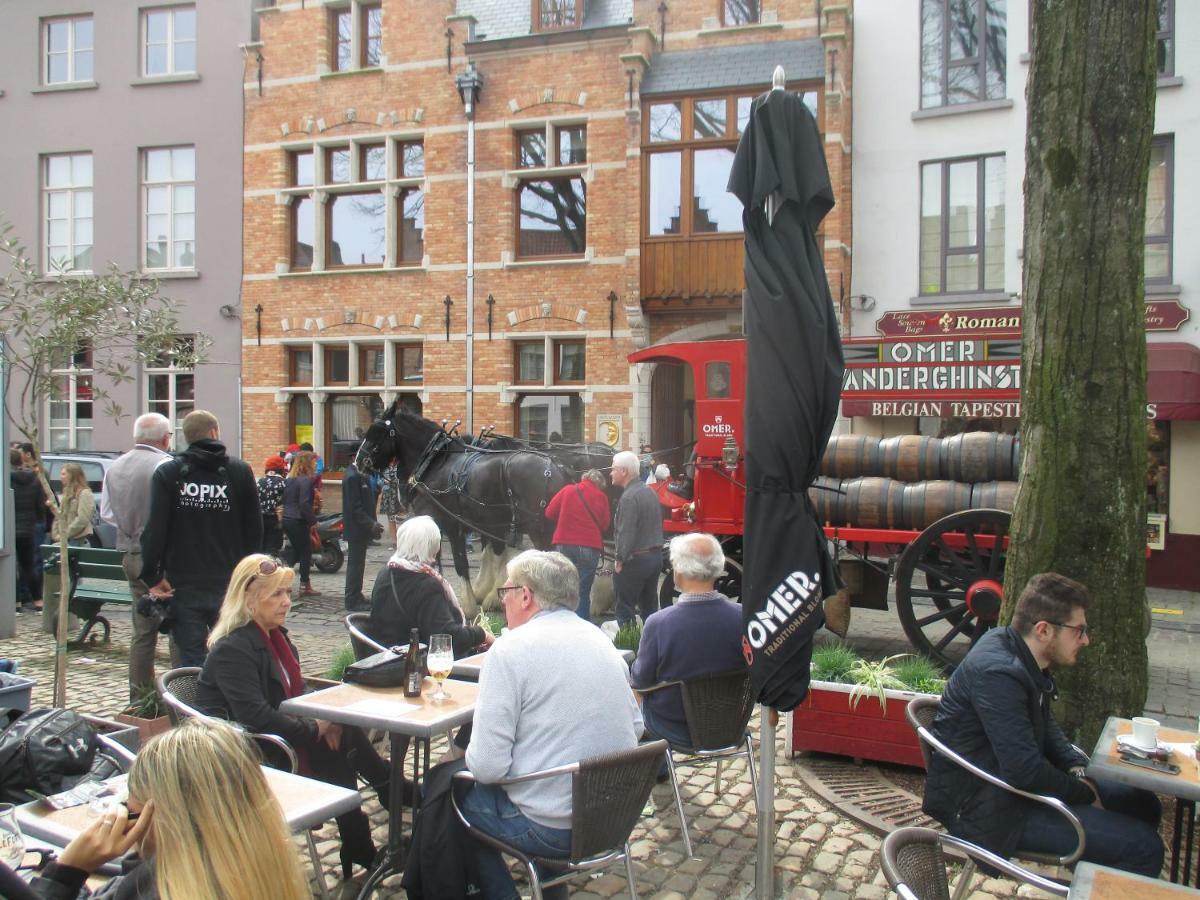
[894,508,1010,667]
[659,555,744,607]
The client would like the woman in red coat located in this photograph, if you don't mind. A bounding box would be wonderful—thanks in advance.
[544,469,611,622]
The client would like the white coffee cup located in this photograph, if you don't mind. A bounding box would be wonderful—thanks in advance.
[1131,716,1160,750]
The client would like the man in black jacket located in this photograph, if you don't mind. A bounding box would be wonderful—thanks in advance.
[923,573,1162,876]
[140,411,262,665]
[340,461,377,611]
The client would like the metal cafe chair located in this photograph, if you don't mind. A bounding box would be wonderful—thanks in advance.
[157,667,330,899]
[345,612,388,660]
[637,668,758,857]
[451,740,667,900]
[881,826,1068,899]
[906,697,1083,900]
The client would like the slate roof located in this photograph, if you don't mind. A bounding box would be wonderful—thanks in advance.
[640,38,824,96]
[459,0,633,42]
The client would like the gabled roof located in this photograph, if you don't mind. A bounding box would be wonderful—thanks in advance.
[641,38,825,96]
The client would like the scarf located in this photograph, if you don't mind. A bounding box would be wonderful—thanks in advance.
[264,626,304,700]
[387,556,464,618]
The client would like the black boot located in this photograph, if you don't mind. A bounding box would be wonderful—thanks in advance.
[336,809,376,879]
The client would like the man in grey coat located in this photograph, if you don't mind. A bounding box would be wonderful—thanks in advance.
[100,412,178,700]
[611,449,664,627]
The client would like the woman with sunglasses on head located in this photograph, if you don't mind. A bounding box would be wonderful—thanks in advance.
[29,719,309,900]
[195,554,391,883]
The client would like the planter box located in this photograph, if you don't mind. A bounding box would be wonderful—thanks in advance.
[115,711,171,742]
[0,674,35,714]
[82,714,141,755]
[787,680,935,769]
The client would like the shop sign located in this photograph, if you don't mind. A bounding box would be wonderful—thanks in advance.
[1147,513,1167,551]
[596,414,622,448]
[1144,300,1190,332]
[875,301,1191,338]
[844,399,1164,420]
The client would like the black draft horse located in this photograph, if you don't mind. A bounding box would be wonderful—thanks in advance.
[356,404,571,603]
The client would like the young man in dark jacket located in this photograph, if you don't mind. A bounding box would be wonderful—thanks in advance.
[340,461,377,611]
[140,410,262,665]
[923,572,1162,876]
[10,448,47,611]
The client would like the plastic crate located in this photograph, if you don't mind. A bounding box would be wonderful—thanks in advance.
[0,674,36,714]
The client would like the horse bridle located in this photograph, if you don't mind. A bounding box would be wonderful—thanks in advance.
[354,417,397,473]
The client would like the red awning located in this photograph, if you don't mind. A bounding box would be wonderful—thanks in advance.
[1148,342,1200,420]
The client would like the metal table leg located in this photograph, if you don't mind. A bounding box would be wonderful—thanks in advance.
[1172,799,1184,883]
[357,732,432,899]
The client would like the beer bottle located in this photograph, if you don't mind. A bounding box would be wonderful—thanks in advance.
[404,627,423,697]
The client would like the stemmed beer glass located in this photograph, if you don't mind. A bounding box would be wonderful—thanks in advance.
[427,634,454,702]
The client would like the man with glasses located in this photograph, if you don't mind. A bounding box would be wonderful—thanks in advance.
[462,550,643,900]
[923,573,1162,876]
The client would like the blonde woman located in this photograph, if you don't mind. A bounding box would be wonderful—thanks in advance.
[51,462,95,546]
[28,719,310,900]
[196,554,393,881]
[282,451,319,596]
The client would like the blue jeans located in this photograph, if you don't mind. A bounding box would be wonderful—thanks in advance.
[1016,777,1163,877]
[554,544,600,622]
[641,700,691,777]
[460,782,572,900]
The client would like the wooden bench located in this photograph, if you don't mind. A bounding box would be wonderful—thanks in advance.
[41,545,130,647]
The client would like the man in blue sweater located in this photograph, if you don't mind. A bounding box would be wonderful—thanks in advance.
[630,532,746,750]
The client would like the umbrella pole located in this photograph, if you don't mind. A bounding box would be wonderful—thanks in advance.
[756,705,776,898]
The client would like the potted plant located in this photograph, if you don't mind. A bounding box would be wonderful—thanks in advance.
[116,684,171,740]
[787,643,946,769]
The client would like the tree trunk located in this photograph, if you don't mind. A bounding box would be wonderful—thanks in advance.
[1003,1,1158,749]
[24,448,70,707]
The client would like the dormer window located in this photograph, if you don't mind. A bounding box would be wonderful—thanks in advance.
[535,0,582,32]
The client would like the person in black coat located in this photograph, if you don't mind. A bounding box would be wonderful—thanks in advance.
[368,516,492,655]
[196,554,392,880]
[922,572,1162,876]
[10,448,46,611]
[341,462,378,612]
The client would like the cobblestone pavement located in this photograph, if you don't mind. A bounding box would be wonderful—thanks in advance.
[4,539,1195,899]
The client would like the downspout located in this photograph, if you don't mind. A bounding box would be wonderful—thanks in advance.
[465,105,476,434]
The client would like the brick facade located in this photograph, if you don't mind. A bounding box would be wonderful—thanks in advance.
[242,0,852,472]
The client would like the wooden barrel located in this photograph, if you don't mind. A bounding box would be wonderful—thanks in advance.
[898,480,974,530]
[879,435,943,482]
[809,477,844,526]
[840,477,905,528]
[971,480,1018,512]
[820,435,883,479]
[941,432,1016,483]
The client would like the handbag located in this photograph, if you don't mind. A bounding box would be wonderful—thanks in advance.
[344,649,409,688]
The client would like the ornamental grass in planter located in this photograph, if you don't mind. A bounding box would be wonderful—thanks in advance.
[788,643,947,769]
[116,684,171,741]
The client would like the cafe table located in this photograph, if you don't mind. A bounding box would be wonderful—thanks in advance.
[16,767,360,897]
[280,676,477,898]
[1069,861,1200,898]
[1086,716,1200,886]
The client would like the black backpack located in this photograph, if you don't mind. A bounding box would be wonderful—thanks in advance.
[0,708,97,803]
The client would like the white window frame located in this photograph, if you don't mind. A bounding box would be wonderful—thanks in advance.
[141,145,197,272]
[144,360,195,449]
[47,350,95,451]
[42,152,94,276]
[141,4,197,77]
[43,15,94,85]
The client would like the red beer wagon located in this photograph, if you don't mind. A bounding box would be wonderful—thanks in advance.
[629,338,1012,668]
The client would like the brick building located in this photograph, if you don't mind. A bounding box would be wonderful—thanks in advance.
[241,0,852,476]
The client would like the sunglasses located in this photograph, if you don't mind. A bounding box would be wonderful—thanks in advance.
[252,557,284,579]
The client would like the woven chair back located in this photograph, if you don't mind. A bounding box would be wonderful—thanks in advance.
[680,669,755,751]
[158,667,205,726]
[905,696,941,769]
[881,827,952,900]
[345,613,386,660]
[569,740,665,860]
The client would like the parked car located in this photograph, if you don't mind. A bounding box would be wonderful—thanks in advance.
[40,450,122,549]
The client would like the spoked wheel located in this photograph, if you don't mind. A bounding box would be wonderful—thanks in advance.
[894,508,1010,667]
[658,554,744,607]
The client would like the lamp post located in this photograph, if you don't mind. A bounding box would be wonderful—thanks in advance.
[455,62,483,434]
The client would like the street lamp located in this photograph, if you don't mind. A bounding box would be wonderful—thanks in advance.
[455,62,483,432]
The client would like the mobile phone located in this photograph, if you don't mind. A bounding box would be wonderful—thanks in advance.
[1119,753,1181,775]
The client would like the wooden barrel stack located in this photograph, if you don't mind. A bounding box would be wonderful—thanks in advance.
[811,433,1020,529]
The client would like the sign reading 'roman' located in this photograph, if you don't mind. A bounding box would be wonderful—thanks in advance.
[875,300,1190,338]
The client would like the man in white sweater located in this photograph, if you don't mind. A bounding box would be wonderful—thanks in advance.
[463,550,643,900]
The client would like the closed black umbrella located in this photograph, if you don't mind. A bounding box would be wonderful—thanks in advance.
[728,83,844,711]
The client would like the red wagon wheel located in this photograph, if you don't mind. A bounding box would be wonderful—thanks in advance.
[894,508,1010,667]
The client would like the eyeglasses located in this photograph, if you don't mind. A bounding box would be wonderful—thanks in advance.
[495,584,523,604]
[1047,621,1089,639]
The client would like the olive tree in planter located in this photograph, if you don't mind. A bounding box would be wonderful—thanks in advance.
[787,644,946,769]
[0,221,208,704]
